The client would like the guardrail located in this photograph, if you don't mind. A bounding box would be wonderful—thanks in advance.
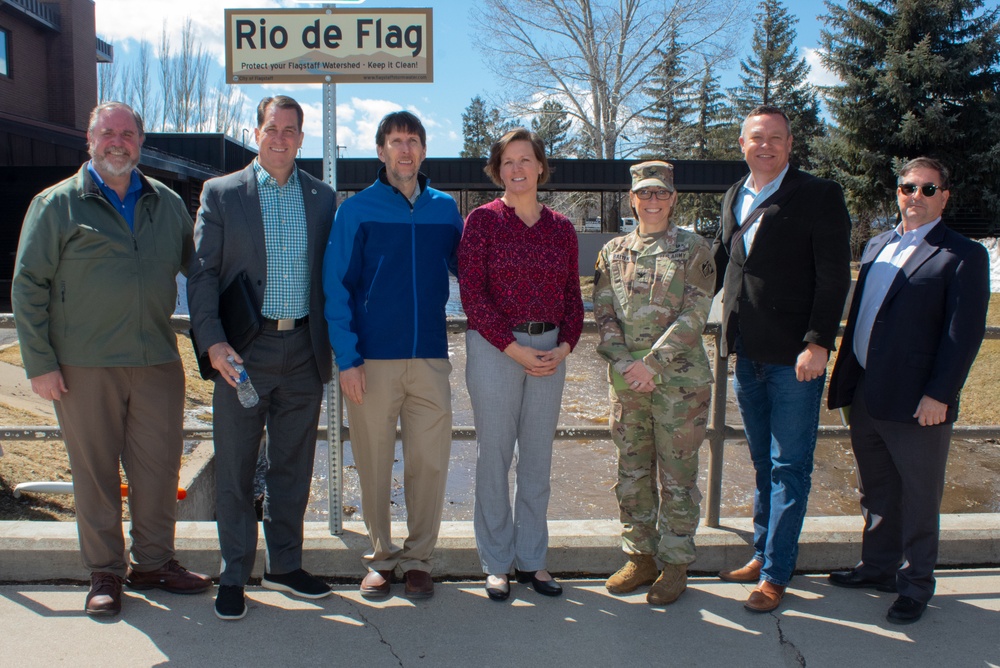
[2,314,998,535]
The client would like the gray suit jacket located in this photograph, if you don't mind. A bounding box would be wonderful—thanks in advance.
[187,163,335,382]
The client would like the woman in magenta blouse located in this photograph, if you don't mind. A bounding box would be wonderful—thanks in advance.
[458,128,584,602]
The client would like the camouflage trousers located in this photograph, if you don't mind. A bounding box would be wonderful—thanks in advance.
[610,383,711,565]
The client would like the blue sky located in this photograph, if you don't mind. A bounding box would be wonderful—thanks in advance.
[93,0,868,158]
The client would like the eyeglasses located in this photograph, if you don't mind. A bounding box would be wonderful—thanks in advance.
[634,189,672,200]
[898,183,941,197]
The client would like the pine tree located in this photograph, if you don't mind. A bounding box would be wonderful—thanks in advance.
[689,59,738,161]
[820,0,1000,232]
[680,59,740,234]
[641,28,694,160]
[531,100,574,157]
[460,96,513,158]
[729,0,823,168]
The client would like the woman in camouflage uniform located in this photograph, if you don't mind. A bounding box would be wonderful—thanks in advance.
[593,160,716,605]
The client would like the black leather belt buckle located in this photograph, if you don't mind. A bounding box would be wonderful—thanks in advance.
[514,321,555,335]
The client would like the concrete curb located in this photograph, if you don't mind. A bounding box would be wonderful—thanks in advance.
[1,514,998,582]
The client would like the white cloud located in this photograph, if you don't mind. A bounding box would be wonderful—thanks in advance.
[803,47,842,88]
[301,101,324,141]
[95,0,283,61]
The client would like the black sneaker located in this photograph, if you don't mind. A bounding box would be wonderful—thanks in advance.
[215,585,247,620]
[262,569,332,599]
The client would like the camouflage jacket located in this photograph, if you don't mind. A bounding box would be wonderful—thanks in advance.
[593,226,716,387]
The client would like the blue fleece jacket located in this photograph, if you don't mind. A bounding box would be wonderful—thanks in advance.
[323,171,463,370]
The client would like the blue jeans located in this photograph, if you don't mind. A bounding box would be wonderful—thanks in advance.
[732,352,824,586]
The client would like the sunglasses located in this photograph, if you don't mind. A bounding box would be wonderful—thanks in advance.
[897,183,941,197]
[634,189,673,200]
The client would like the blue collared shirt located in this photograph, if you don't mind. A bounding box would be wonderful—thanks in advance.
[253,159,310,320]
[734,163,790,254]
[87,162,143,232]
[853,219,941,368]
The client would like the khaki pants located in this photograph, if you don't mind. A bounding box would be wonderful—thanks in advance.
[345,358,452,573]
[55,362,184,576]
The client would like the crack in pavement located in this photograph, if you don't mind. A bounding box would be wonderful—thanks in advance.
[772,613,806,667]
[344,598,404,667]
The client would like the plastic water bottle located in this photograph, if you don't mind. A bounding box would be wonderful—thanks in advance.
[227,355,259,408]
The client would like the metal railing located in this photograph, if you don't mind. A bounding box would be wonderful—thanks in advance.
[2,314,998,534]
[2,0,61,30]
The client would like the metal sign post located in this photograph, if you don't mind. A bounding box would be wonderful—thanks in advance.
[322,51,343,536]
[315,0,352,536]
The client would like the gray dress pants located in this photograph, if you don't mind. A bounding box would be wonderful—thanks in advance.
[466,328,565,575]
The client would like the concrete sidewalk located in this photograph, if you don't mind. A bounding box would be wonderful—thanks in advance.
[3,570,999,667]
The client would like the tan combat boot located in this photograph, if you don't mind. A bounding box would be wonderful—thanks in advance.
[647,563,687,605]
[605,555,658,594]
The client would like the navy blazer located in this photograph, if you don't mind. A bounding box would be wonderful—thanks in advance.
[187,164,336,383]
[828,222,989,424]
[713,167,852,365]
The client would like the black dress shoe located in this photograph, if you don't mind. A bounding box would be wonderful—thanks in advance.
[485,575,510,602]
[828,568,897,592]
[886,595,927,624]
[515,569,562,597]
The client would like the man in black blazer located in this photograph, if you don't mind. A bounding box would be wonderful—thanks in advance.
[713,106,851,613]
[827,157,989,624]
[188,96,336,620]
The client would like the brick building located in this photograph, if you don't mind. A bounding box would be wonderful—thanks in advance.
[0,0,240,307]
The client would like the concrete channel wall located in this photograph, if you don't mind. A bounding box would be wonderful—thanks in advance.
[2,514,998,582]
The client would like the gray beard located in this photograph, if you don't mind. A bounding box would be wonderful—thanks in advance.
[90,152,139,179]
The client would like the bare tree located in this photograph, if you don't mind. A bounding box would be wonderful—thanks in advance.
[96,56,121,103]
[213,77,249,137]
[471,0,748,158]
[157,24,173,131]
[190,48,212,131]
[123,40,161,130]
[166,18,211,131]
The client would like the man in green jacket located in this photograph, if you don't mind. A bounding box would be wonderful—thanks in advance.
[11,102,211,617]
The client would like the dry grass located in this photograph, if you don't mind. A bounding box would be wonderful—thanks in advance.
[0,402,74,520]
[0,344,25,366]
[954,294,1000,424]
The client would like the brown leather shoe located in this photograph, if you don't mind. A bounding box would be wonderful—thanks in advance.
[86,572,123,616]
[719,558,763,583]
[360,570,393,599]
[744,580,785,613]
[126,559,212,594]
[403,569,434,600]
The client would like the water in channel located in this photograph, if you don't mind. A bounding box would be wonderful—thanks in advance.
[303,279,1000,522]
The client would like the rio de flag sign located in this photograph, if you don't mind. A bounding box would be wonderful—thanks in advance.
[225,7,433,84]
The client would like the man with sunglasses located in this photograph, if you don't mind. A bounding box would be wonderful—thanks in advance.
[827,157,989,624]
[713,105,852,613]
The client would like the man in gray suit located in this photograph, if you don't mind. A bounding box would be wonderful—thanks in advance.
[188,95,336,620]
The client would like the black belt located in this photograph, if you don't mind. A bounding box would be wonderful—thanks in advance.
[512,321,556,335]
[262,316,308,331]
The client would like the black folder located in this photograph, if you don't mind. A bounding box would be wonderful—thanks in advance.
[191,271,264,380]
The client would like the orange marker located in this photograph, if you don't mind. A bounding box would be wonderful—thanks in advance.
[120,484,187,500]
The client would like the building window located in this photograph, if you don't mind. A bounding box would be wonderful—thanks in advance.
[0,29,9,78]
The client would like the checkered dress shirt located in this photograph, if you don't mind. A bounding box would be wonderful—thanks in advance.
[254,160,310,319]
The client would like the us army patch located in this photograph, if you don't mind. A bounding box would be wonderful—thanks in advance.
[701,260,715,278]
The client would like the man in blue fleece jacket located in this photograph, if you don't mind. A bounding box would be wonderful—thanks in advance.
[323,111,463,600]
